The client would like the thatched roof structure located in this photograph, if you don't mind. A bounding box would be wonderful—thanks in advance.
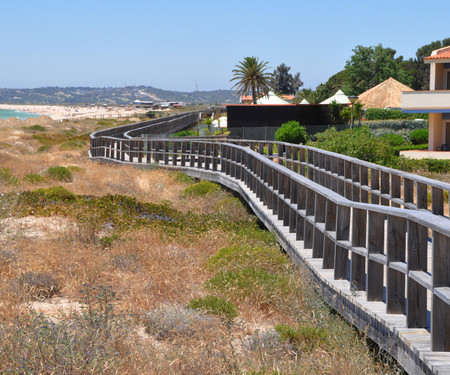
[358,77,413,109]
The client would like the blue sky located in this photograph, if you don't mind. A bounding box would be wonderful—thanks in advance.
[1,0,449,92]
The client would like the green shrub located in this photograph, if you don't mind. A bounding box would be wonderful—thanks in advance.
[169,171,195,184]
[23,124,46,132]
[24,174,46,184]
[59,139,86,150]
[29,186,77,203]
[47,166,73,182]
[312,126,394,164]
[365,108,428,120]
[172,129,197,137]
[392,143,428,156]
[275,121,308,144]
[275,323,328,350]
[37,144,51,152]
[207,245,287,273]
[206,267,291,304]
[410,128,429,145]
[422,159,450,173]
[181,181,221,197]
[145,111,156,118]
[0,168,19,186]
[187,295,238,321]
[379,133,406,147]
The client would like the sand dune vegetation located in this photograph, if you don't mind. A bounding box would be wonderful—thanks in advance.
[0,116,400,374]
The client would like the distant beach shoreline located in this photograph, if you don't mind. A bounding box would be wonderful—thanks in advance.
[0,104,147,121]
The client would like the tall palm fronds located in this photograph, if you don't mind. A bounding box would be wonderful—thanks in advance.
[230,57,272,104]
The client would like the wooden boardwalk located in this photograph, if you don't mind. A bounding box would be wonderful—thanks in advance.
[90,114,450,374]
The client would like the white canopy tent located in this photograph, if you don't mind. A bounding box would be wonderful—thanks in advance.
[257,91,289,104]
[299,99,309,104]
[320,89,350,104]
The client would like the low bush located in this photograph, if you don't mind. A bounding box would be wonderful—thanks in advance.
[181,180,221,197]
[392,143,428,156]
[47,166,73,182]
[187,295,238,321]
[144,305,218,339]
[365,108,428,120]
[169,171,195,184]
[59,139,86,150]
[26,186,77,203]
[23,124,46,132]
[172,129,197,137]
[312,126,394,164]
[206,267,292,305]
[11,271,61,300]
[207,244,287,273]
[0,168,19,186]
[275,121,308,144]
[379,133,406,147]
[422,158,450,173]
[0,285,127,374]
[24,173,46,184]
[37,144,51,152]
[275,323,328,351]
[410,128,429,145]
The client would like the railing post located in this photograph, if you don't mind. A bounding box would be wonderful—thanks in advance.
[303,188,315,249]
[334,205,350,280]
[352,163,360,202]
[432,187,444,216]
[367,211,385,301]
[296,183,306,241]
[323,200,336,269]
[386,215,406,313]
[371,169,380,205]
[344,160,352,200]
[381,171,390,206]
[360,166,369,203]
[407,220,428,328]
[351,208,367,290]
[312,193,326,258]
[391,175,401,208]
[432,231,450,351]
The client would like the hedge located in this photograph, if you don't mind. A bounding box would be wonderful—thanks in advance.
[365,108,429,121]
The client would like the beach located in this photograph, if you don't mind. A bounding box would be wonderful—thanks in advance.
[0,104,147,121]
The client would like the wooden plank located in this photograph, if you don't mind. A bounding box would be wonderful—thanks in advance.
[368,211,385,301]
[386,216,406,314]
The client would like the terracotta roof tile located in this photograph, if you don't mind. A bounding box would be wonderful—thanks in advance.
[424,50,450,60]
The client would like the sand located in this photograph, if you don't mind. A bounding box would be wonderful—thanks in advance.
[0,104,148,121]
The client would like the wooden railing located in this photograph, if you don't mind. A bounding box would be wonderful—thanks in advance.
[90,117,450,361]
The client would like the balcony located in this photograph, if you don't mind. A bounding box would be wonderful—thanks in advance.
[402,90,450,113]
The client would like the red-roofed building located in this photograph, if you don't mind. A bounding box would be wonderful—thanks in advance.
[402,46,450,151]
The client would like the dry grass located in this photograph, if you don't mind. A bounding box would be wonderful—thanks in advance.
[0,117,398,374]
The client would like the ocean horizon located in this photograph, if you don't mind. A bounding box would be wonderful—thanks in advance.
[0,109,40,120]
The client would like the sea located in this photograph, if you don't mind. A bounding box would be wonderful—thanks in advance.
[0,109,40,120]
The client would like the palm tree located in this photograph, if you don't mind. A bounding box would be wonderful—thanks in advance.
[230,57,272,104]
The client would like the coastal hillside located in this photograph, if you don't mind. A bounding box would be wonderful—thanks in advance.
[0,86,238,105]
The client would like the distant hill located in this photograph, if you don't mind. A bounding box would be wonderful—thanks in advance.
[0,86,239,105]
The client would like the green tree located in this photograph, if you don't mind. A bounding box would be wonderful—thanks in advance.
[294,88,326,104]
[230,57,272,104]
[343,44,413,95]
[315,70,349,100]
[271,63,303,95]
[404,38,450,90]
